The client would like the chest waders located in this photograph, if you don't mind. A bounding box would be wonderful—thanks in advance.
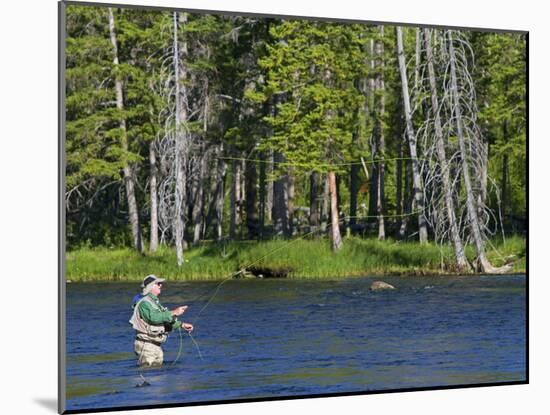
[129,296,168,366]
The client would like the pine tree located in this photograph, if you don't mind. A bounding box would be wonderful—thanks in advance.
[255,20,368,250]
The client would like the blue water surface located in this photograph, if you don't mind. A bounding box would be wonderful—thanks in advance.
[65,275,526,411]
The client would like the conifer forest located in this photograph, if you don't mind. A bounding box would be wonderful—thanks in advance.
[64,4,527,275]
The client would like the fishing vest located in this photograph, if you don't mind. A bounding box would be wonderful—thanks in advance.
[129,295,168,344]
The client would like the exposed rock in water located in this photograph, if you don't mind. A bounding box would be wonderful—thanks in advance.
[370,281,395,291]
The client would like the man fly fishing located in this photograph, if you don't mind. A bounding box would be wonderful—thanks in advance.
[129,274,193,366]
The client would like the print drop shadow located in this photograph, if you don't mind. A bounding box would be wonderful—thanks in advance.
[34,398,57,413]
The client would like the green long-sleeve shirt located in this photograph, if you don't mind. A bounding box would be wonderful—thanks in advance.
[137,293,182,331]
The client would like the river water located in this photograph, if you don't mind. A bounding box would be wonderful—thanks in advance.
[65,275,526,411]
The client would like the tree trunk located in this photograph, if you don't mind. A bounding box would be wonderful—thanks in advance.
[328,171,343,251]
[287,169,295,236]
[367,38,378,224]
[336,174,343,228]
[368,158,379,222]
[349,98,360,229]
[424,28,469,270]
[414,29,421,90]
[214,148,227,241]
[272,152,289,237]
[349,161,359,229]
[240,158,246,237]
[229,155,241,240]
[500,145,509,228]
[259,152,266,239]
[108,8,143,254]
[192,152,207,245]
[478,141,489,220]
[448,31,506,274]
[245,159,259,238]
[173,11,189,266]
[149,142,159,252]
[399,159,411,238]
[376,27,386,241]
[192,70,211,246]
[309,171,321,230]
[396,26,428,243]
[376,161,385,240]
[321,173,330,232]
[204,152,218,237]
[396,130,403,218]
[266,150,273,224]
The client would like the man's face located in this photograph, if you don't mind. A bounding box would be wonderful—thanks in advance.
[151,282,162,296]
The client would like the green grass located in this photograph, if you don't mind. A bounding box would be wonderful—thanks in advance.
[65,235,526,281]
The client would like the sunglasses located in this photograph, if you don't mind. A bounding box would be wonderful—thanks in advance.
[155,283,163,288]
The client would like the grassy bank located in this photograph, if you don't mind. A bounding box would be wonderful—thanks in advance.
[65,235,526,282]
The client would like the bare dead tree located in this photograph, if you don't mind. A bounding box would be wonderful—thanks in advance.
[422,28,469,271]
[107,8,143,253]
[328,171,343,251]
[446,30,509,273]
[375,26,386,241]
[413,29,460,247]
[396,26,428,244]
[172,12,190,266]
[151,12,227,257]
[229,152,241,239]
[411,28,509,273]
[149,141,159,252]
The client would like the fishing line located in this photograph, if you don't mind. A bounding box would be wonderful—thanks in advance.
[182,154,431,331]
[172,207,429,365]
[191,219,339,324]
[170,325,204,366]
[170,326,185,367]
[218,155,428,168]
[186,331,203,360]
[171,219,336,364]
[193,277,233,323]
[169,275,237,365]
[191,209,427,323]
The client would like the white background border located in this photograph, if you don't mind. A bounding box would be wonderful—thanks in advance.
[1,1,544,414]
